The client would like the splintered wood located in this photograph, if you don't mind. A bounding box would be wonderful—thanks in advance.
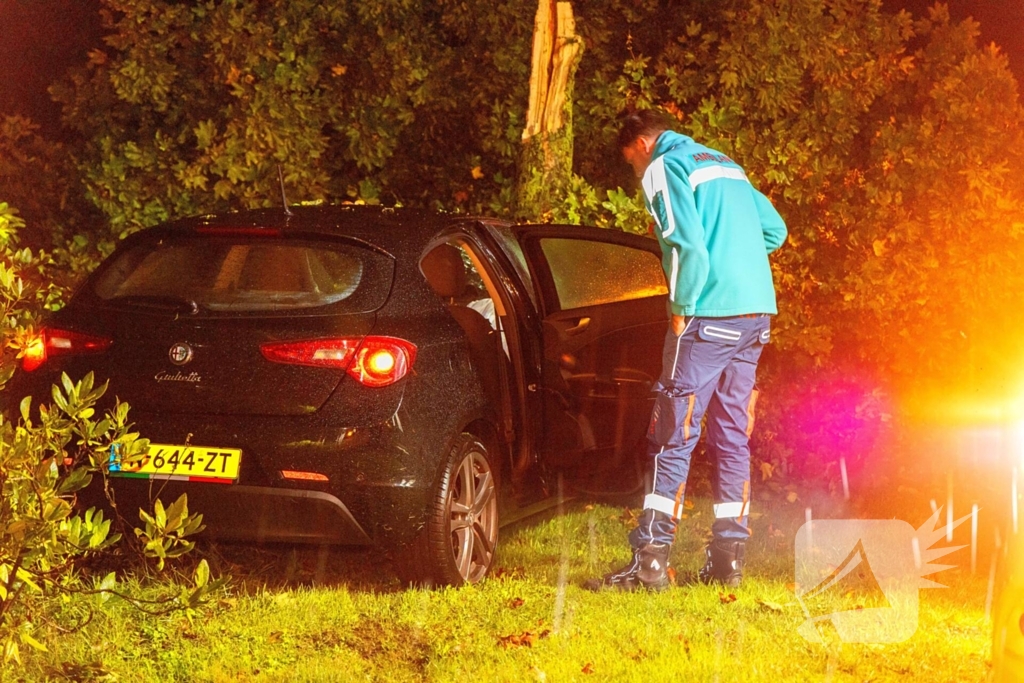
[523,1,581,141]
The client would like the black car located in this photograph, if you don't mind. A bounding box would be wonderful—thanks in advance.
[9,206,670,585]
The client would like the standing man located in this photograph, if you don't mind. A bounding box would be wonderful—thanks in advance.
[586,110,787,591]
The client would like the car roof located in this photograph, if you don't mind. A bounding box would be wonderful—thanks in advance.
[143,206,508,256]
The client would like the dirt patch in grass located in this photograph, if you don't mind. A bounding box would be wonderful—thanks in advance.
[343,620,431,673]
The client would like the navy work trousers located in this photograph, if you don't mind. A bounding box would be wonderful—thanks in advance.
[629,315,769,548]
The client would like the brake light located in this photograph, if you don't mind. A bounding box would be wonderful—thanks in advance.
[260,336,416,387]
[21,328,113,372]
[350,338,416,388]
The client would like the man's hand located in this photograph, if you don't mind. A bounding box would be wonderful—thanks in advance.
[671,314,687,337]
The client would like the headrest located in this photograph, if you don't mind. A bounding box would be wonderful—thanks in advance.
[420,244,467,298]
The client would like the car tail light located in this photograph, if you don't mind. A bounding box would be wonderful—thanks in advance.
[349,338,417,388]
[260,336,416,387]
[260,338,361,369]
[21,328,113,372]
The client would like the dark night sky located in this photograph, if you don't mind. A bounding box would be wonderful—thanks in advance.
[1,0,1022,138]
[0,0,104,134]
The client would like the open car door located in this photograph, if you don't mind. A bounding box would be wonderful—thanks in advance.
[512,225,669,477]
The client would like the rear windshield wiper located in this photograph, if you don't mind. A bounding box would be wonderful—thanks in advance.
[107,294,203,314]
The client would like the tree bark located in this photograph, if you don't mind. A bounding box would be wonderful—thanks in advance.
[515,0,582,221]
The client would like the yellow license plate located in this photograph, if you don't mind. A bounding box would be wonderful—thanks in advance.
[111,444,242,483]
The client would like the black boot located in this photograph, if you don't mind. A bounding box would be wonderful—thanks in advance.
[636,542,671,591]
[698,539,745,587]
[583,550,641,592]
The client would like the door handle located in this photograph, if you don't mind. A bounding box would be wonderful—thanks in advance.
[564,317,590,336]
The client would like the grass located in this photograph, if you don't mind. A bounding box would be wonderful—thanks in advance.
[7,497,991,682]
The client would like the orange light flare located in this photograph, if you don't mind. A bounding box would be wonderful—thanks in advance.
[896,383,1024,488]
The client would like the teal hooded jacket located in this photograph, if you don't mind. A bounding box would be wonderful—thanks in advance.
[641,130,787,317]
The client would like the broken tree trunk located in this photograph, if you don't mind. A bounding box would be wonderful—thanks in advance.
[515,0,582,221]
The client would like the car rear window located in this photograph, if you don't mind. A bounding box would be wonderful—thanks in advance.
[91,236,393,314]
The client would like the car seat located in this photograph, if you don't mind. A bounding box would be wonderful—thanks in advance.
[420,244,503,407]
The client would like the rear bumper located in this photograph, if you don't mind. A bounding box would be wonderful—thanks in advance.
[85,480,372,545]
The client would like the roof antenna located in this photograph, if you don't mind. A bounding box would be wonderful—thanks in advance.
[277,164,293,216]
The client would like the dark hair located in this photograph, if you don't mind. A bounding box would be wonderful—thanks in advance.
[616,109,673,149]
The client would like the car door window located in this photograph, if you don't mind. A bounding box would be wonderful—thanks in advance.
[488,224,538,309]
[538,238,668,311]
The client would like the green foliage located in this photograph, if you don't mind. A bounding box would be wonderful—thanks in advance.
[0,370,222,665]
[600,1,1024,393]
[52,0,537,232]
[0,205,224,664]
[136,495,206,571]
[0,115,96,251]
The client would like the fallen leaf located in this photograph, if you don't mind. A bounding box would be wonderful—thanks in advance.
[509,597,525,609]
[719,592,737,604]
[498,630,546,648]
[786,491,799,503]
[584,504,594,511]
[666,567,677,585]
[619,507,638,528]
[785,582,798,592]
[498,633,525,648]
[581,663,595,674]
[683,499,695,510]
[759,462,774,481]
[330,64,347,76]
[471,166,485,180]
[268,630,283,643]
[756,598,784,612]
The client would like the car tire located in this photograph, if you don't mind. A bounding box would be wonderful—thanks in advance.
[395,433,499,587]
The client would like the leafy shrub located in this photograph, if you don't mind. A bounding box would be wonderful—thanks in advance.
[0,202,224,665]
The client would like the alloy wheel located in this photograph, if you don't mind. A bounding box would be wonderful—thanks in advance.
[447,448,498,583]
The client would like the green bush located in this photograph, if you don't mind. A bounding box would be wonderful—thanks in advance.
[0,201,224,665]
